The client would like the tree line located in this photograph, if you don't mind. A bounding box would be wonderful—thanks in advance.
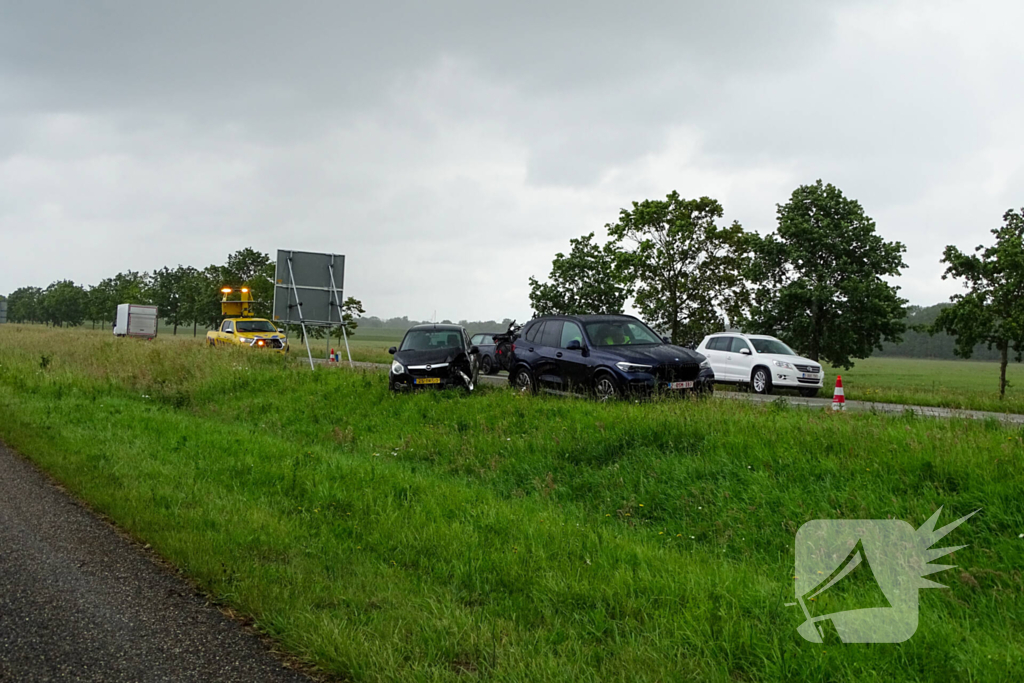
[4,247,364,338]
[529,181,1024,397]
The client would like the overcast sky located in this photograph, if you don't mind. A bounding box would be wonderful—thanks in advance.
[1,1,1021,321]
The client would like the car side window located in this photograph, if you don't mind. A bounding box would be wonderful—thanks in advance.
[706,337,722,351]
[730,337,751,353]
[222,320,233,333]
[539,320,563,348]
[525,322,543,343]
[471,334,482,345]
[560,322,584,349]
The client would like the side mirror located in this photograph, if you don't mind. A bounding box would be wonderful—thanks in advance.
[566,339,582,351]
[388,346,397,354]
[662,336,672,344]
[470,345,480,355]
[740,347,751,355]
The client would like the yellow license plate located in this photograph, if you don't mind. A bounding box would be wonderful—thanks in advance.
[415,377,441,385]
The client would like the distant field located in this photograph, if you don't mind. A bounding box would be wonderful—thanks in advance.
[824,357,1024,414]
[0,325,1021,682]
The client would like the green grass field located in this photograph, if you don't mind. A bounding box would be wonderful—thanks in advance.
[59,323,1024,412]
[1,325,1022,681]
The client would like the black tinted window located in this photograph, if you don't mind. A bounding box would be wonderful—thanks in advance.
[706,337,724,351]
[539,320,563,348]
[525,323,542,343]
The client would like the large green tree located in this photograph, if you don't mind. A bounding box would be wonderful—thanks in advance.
[147,266,193,334]
[6,287,43,323]
[221,248,274,318]
[607,193,753,345]
[86,279,118,328]
[745,180,907,368]
[528,233,631,317]
[41,280,88,327]
[932,208,1024,398]
[110,271,150,306]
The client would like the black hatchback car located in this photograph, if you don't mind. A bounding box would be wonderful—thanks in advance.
[389,324,480,392]
[508,314,714,399]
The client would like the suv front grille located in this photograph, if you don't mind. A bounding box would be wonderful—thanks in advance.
[794,364,820,373]
[654,363,700,382]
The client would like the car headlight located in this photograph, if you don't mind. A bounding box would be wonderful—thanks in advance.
[615,361,653,373]
[699,358,711,370]
[237,336,251,343]
[773,360,794,370]
[391,360,405,374]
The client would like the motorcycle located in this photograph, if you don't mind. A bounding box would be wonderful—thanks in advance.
[491,320,522,372]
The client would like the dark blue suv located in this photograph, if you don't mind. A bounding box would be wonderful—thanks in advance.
[508,314,714,399]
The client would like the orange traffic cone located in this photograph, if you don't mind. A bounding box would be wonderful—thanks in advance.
[832,375,845,411]
[329,348,336,363]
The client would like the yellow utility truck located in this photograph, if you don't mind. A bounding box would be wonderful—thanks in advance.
[206,287,289,352]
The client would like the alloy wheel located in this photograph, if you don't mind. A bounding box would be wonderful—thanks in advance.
[752,368,770,394]
[514,369,533,393]
[595,375,618,401]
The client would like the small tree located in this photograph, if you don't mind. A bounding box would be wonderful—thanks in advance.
[932,208,1024,398]
[148,266,190,334]
[528,233,631,317]
[86,279,117,328]
[607,193,753,345]
[745,180,907,368]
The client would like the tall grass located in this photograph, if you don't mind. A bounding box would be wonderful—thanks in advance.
[1,325,1022,681]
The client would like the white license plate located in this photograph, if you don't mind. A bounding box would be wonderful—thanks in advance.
[668,381,694,390]
[801,373,818,379]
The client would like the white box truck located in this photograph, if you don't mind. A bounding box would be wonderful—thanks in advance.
[114,304,158,339]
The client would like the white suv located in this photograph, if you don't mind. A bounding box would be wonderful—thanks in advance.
[696,333,824,397]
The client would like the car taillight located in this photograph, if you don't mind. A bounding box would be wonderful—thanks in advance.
[511,343,516,352]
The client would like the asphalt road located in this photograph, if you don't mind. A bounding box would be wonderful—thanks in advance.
[319,359,1024,424]
[0,443,311,682]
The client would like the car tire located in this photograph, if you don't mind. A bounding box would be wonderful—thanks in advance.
[751,367,772,395]
[481,355,494,375]
[593,372,620,401]
[512,367,536,394]
[799,388,819,398]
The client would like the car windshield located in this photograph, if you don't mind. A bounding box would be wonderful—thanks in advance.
[750,338,796,355]
[235,320,278,333]
[584,320,662,347]
[400,330,464,352]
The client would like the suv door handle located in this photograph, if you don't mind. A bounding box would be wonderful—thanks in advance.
[556,351,563,358]
[528,347,534,352]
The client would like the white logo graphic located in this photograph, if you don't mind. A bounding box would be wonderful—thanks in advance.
[790,508,978,643]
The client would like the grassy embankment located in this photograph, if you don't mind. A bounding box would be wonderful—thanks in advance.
[55,323,1024,412]
[0,324,1022,681]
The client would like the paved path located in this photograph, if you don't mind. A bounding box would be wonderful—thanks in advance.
[318,359,1024,424]
[0,443,311,682]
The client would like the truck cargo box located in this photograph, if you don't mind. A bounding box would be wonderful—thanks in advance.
[114,303,158,339]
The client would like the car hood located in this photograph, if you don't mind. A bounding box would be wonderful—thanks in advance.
[757,353,820,368]
[393,348,464,365]
[602,344,704,365]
